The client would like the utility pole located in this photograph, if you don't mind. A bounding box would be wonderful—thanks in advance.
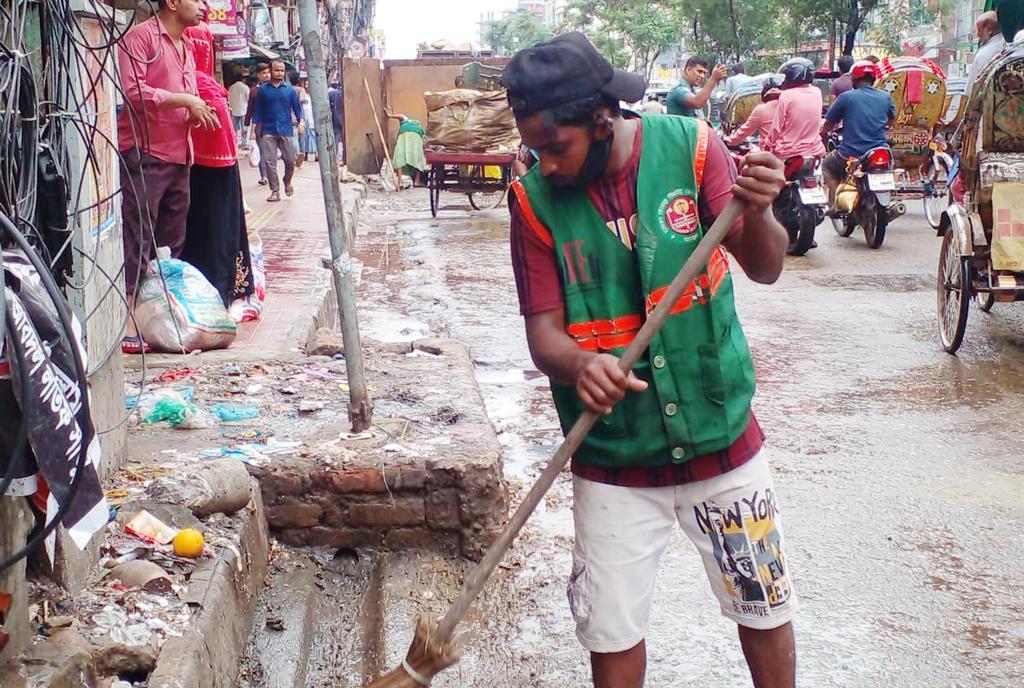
[296,0,372,432]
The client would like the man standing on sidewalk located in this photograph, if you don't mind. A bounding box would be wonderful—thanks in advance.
[245,62,271,184]
[252,60,304,202]
[116,0,218,352]
[503,32,797,688]
[228,76,251,148]
[328,80,345,162]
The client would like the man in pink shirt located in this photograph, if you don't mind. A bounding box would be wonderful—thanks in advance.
[117,0,217,350]
[726,80,781,148]
[764,58,826,162]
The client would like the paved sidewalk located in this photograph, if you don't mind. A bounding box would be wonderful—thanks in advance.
[128,159,364,366]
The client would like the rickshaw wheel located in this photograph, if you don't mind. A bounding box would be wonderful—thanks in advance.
[862,194,888,249]
[923,156,950,230]
[978,291,996,313]
[937,230,970,354]
[468,187,507,211]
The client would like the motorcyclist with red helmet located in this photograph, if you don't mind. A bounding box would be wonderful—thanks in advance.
[820,60,896,205]
[763,58,827,161]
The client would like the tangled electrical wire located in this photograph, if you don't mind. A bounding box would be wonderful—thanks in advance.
[0,0,176,572]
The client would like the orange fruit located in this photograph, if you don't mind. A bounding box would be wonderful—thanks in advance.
[172,528,205,558]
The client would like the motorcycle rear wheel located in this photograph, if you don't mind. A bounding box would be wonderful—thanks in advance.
[787,206,817,256]
[862,194,888,249]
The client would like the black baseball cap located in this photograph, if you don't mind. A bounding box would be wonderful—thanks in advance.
[500,32,646,115]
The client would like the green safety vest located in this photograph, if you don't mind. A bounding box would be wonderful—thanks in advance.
[512,115,755,469]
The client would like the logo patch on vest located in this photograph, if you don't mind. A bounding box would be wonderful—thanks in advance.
[659,190,700,238]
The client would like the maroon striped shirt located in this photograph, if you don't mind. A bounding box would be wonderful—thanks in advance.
[509,117,763,487]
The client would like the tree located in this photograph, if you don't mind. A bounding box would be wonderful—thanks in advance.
[562,0,679,80]
[484,9,553,57]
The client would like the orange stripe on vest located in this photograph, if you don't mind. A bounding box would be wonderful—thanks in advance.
[510,180,555,250]
[565,249,731,352]
[694,121,710,188]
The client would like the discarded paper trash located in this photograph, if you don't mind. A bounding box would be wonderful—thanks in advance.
[124,510,178,545]
[109,560,173,593]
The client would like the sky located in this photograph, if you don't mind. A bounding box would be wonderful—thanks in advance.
[374,0,520,59]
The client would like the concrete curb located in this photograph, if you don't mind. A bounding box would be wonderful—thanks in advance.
[301,182,367,352]
[146,491,270,688]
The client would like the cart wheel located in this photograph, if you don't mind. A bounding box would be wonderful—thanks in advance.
[862,195,888,249]
[978,291,995,313]
[937,230,970,354]
[923,156,950,230]
[468,186,508,211]
[429,165,441,218]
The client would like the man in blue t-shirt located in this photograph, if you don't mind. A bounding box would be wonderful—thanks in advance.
[253,60,304,201]
[820,60,895,202]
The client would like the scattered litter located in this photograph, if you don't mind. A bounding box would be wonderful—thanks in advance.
[138,389,208,428]
[109,561,173,593]
[91,606,152,646]
[198,437,302,464]
[244,384,265,395]
[124,510,178,545]
[339,431,374,441]
[337,382,377,393]
[125,385,194,410]
[279,386,299,395]
[382,443,405,453]
[266,614,285,631]
[152,368,197,383]
[210,403,261,422]
[298,400,324,413]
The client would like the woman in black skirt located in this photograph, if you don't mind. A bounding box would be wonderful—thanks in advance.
[182,23,256,312]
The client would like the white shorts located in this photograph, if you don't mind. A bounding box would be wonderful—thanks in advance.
[568,450,798,653]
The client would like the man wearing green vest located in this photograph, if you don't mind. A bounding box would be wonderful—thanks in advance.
[502,33,797,688]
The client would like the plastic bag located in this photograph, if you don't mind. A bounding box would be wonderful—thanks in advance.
[247,230,267,303]
[134,248,237,353]
[248,142,261,168]
[137,388,210,429]
[210,403,260,421]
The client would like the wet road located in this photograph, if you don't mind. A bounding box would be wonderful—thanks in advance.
[245,189,1024,687]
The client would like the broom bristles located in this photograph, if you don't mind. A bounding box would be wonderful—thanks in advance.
[363,616,460,687]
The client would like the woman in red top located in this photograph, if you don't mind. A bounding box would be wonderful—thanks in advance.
[182,21,257,318]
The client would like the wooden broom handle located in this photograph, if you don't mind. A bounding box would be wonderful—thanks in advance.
[432,198,745,642]
[364,77,400,189]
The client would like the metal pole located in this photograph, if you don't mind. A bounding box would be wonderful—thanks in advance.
[296,0,372,432]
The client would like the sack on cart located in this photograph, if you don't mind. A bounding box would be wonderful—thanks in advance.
[424,88,518,153]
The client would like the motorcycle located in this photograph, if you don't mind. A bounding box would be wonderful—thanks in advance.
[776,155,825,256]
[830,146,907,249]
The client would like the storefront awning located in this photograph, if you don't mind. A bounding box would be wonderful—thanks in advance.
[249,43,280,60]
